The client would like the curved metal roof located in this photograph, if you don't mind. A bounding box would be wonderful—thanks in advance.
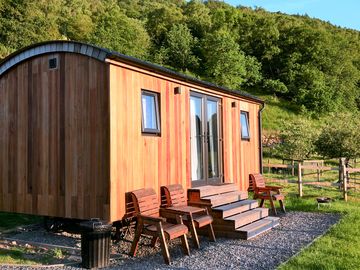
[0,40,263,104]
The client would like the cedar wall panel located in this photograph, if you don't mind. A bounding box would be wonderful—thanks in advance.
[0,53,110,220]
[109,61,261,222]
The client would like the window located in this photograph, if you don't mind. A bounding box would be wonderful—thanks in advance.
[240,111,250,140]
[141,90,160,134]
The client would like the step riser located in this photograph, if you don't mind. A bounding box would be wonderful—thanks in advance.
[235,209,268,228]
[207,193,248,207]
[212,201,259,218]
[238,219,280,240]
[220,208,268,229]
[190,184,238,198]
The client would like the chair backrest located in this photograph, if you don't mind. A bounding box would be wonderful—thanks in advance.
[250,173,266,190]
[129,188,160,217]
[161,184,187,207]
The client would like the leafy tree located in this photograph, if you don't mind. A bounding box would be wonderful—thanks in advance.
[162,24,198,71]
[183,0,212,38]
[0,0,62,53]
[275,119,318,160]
[145,3,184,46]
[90,1,150,58]
[201,30,247,89]
[59,0,95,41]
[315,113,360,159]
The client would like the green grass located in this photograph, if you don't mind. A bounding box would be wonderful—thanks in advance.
[0,212,42,231]
[0,247,39,265]
[263,172,360,270]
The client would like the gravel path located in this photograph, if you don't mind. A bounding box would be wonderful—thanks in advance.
[1,211,340,270]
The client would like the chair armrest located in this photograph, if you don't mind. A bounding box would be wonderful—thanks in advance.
[138,214,165,226]
[256,187,272,195]
[265,185,283,191]
[159,208,185,221]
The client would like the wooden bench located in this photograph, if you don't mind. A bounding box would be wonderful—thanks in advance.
[128,188,190,264]
[250,173,286,215]
[161,184,215,248]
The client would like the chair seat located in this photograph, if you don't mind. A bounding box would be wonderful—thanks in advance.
[193,215,213,227]
[145,222,188,240]
[273,194,285,200]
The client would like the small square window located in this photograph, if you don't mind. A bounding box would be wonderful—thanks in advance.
[240,111,250,140]
[141,90,161,134]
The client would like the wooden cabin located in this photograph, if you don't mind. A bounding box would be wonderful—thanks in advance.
[0,41,264,222]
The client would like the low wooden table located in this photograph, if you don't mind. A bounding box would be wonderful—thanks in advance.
[161,205,213,248]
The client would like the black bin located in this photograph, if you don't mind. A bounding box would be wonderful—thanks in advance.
[80,219,112,269]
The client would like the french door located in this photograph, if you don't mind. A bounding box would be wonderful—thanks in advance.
[190,92,222,187]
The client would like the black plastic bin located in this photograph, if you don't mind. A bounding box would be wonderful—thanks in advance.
[80,219,112,269]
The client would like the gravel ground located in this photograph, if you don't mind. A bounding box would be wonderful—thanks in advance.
[1,211,340,270]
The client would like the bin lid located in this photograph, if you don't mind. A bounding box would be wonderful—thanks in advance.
[80,218,112,232]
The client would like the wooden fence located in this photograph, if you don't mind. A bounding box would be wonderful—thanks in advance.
[263,160,360,201]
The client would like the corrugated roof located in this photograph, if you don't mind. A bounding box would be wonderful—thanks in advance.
[0,40,263,104]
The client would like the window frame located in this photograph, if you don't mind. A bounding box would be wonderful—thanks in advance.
[240,111,250,141]
[141,89,161,135]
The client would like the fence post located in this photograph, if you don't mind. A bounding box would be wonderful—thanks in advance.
[317,162,320,182]
[298,162,303,197]
[291,159,295,176]
[343,163,348,201]
[339,158,345,184]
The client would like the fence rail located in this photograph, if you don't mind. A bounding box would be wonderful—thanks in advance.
[263,158,357,201]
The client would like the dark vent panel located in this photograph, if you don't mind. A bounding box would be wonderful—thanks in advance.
[49,57,58,69]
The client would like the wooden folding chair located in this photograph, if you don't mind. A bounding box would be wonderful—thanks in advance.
[128,188,190,265]
[250,173,286,215]
[161,184,215,249]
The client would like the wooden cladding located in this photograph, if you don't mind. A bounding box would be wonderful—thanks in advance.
[0,53,110,220]
[1,51,261,222]
[108,62,260,222]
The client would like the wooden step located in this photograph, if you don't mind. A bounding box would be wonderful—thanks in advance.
[212,200,259,218]
[202,191,248,207]
[188,183,238,198]
[236,216,280,240]
[224,208,268,228]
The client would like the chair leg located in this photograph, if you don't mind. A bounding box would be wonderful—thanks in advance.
[269,198,277,215]
[189,218,200,249]
[130,220,143,256]
[151,236,158,247]
[157,224,171,265]
[279,200,286,213]
[180,234,190,256]
[260,199,265,207]
[208,223,216,242]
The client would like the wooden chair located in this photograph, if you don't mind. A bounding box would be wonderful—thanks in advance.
[250,173,286,215]
[128,188,190,265]
[160,184,215,249]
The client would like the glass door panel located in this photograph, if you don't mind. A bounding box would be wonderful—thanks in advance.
[190,96,204,182]
[190,92,222,186]
[207,99,219,179]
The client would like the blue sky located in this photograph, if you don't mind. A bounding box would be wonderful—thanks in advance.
[225,0,360,31]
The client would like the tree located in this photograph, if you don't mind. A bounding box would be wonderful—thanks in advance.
[59,0,95,41]
[315,113,360,160]
[201,30,262,89]
[201,30,246,89]
[145,3,184,46]
[162,24,198,71]
[89,1,150,58]
[183,0,212,38]
[0,0,63,53]
[275,119,318,160]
